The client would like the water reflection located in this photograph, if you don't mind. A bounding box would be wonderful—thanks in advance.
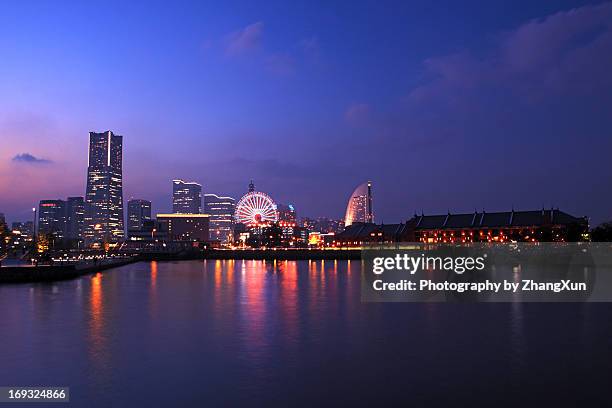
[2,260,611,406]
[237,260,267,365]
[87,273,110,383]
[148,261,158,320]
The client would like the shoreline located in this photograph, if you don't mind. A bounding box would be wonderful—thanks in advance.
[0,249,361,284]
[0,258,137,284]
[141,249,361,261]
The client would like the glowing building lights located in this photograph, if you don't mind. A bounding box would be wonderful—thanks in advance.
[344,181,373,226]
[84,131,125,243]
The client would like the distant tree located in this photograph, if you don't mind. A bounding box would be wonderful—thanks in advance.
[591,222,612,242]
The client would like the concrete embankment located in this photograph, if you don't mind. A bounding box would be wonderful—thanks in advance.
[0,258,137,284]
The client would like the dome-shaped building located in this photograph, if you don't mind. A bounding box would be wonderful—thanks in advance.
[344,181,373,226]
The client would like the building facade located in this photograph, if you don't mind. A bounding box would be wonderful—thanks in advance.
[204,193,235,243]
[407,209,589,243]
[11,221,34,241]
[127,199,152,237]
[277,204,297,223]
[156,213,209,242]
[300,217,344,234]
[332,208,589,247]
[172,179,202,214]
[38,200,66,243]
[344,182,373,226]
[84,131,125,244]
[65,196,85,242]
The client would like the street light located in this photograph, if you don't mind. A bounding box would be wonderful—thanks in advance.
[31,207,37,261]
[32,207,37,242]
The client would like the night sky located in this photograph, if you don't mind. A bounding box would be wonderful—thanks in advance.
[1,0,611,225]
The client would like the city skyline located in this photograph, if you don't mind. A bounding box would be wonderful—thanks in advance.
[1,0,612,225]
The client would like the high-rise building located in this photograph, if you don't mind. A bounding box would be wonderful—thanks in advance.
[172,179,202,214]
[344,181,373,226]
[0,213,6,240]
[38,200,66,242]
[84,131,125,243]
[204,193,235,242]
[301,217,344,234]
[66,196,85,241]
[277,204,297,223]
[128,199,152,236]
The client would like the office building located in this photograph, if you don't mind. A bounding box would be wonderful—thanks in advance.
[128,199,152,236]
[172,179,202,214]
[156,213,209,242]
[66,196,85,241]
[84,131,125,243]
[38,200,66,242]
[204,193,235,242]
[277,204,297,223]
[11,221,34,241]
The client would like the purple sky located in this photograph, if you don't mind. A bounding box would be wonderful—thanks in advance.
[1,0,611,226]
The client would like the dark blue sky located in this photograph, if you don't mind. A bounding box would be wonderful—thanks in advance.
[1,0,611,225]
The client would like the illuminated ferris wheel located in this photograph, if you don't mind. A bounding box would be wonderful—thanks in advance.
[235,191,278,225]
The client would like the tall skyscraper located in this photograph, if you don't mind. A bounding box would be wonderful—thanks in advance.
[0,213,6,237]
[344,181,373,226]
[65,196,85,241]
[127,199,152,236]
[204,193,235,242]
[84,131,125,243]
[38,200,66,242]
[172,179,202,214]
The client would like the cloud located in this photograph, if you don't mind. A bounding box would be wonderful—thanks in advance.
[224,21,264,57]
[340,2,612,224]
[222,23,319,76]
[344,103,371,126]
[11,153,52,164]
[407,2,612,108]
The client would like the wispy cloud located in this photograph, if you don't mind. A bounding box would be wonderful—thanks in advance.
[221,23,320,76]
[11,153,52,164]
[406,2,612,107]
[344,103,371,126]
[224,21,264,57]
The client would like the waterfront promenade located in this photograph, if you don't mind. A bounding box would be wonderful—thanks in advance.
[0,257,137,284]
[0,249,361,283]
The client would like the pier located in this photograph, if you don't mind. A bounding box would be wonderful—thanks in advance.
[0,257,137,284]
